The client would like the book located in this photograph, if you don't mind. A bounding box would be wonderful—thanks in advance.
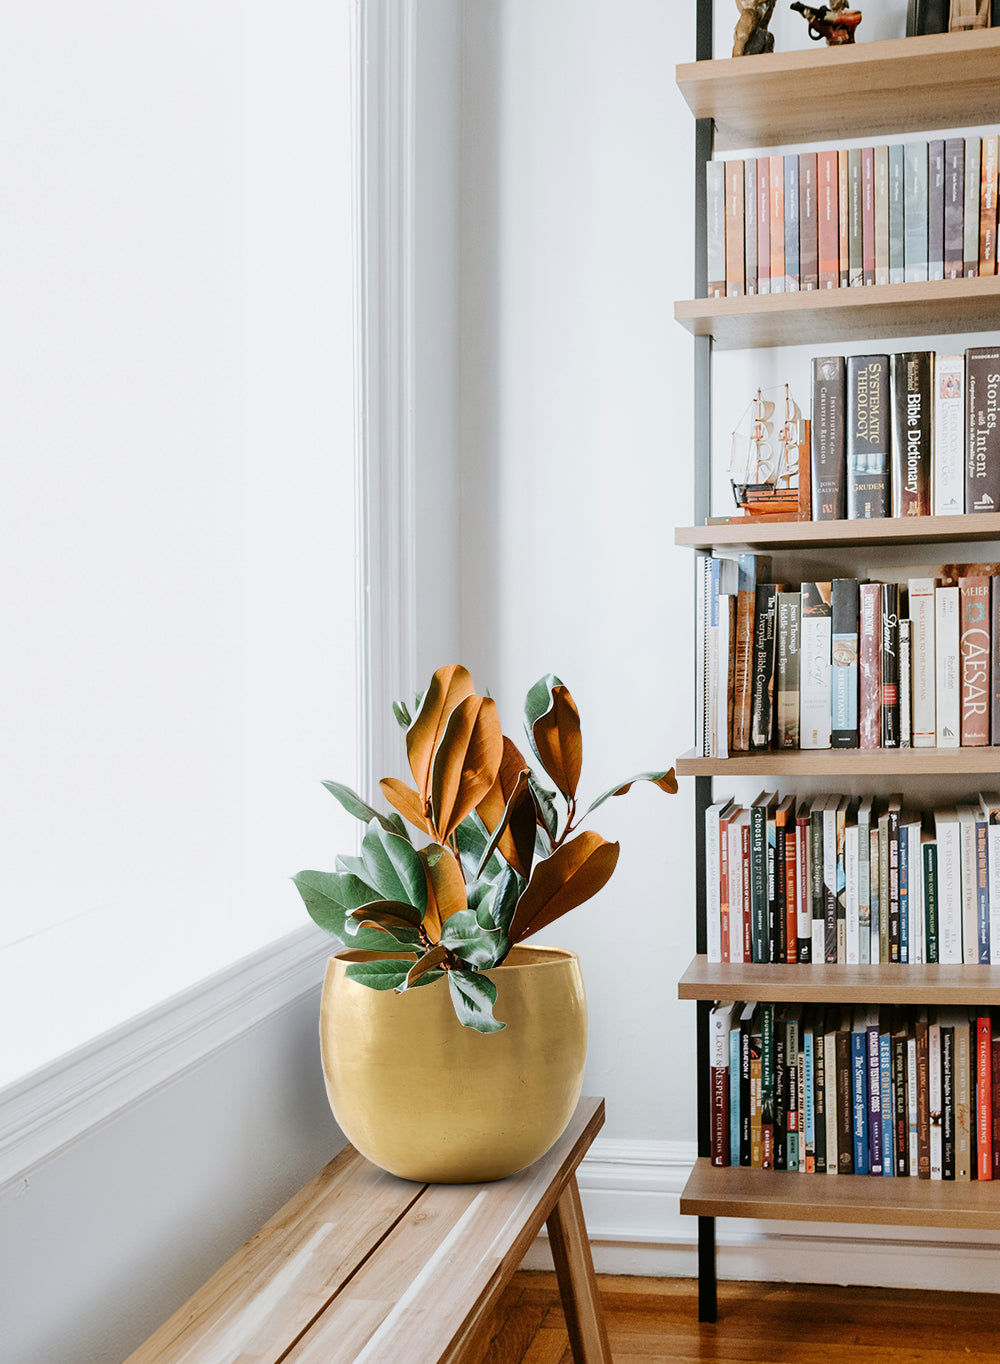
[916,1011,931,1177]
[769,154,785,292]
[851,1008,870,1175]
[908,577,936,747]
[890,351,932,517]
[796,801,812,963]
[757,157,771,294]
[845,820,860,964]
[823,794,840,963]
[965,346,1000,514]
[979,792,1000,966]
[750,792,777,963]
[880,582,900,748]
[761,1001,776,1167]
[959,575,990,746]
[810,796,828,963]
[749,584,779,750]
[775,590,801,748]
[739,1001,755,1166]
[906,0,950,36]
[935,585,960,748]
[838,148,850,288]
[944,138,965,278]
[706,161,726,296]
[716,593,735,760]
[930,1015,943,1179]
[744,158,758,295]
[859,581,882,749]
[719,800,742,964]
[799,151,818,290]
[732,554,769,752]
[941,1016,955,1179]
[847,354,890,518]
[865,1008,884,1175]
[784,154,800,292]
[818,149,839,290]
[710,1001,738,1164]
[879,1011,894,1176]
[899,618,912,748]
[903,140,928,282]
[785,1006,802,1171]
[847,148,863,287]
[923,828,939,965]
[729,808,750,964]
[725,160,745,296]
[729,1006,744,1165]
[874,144,889,286]
[774,795,796,964]
[933,353,965,515]
[977,1015,993,1180]
[957,804,982,967]
[810,356,846,519]
[927,139,945,280]
[830,578,859,748]
[705,796,735,963]
[800,581,832,749]
[835,1010,854,1173]
[980,133,998,276]
[888,142,905,285]
[858,795,874,965]
[964,135,982,277]
[935,806,962,964]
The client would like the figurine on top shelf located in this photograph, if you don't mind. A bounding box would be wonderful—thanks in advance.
[790,1,863,43]
[733,0,776,55]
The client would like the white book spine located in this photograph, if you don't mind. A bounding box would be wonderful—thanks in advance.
[696,556,711,756]
[899,618,912,747]
[987,818,1000,967]
[869,826,881,966]
[812,917,825,964]
[963,137,981,277]
[858,803,872,965]
[907,822,924,965]
[935,586,960,748]
[933,354,965,515]
[908,578,937,747]
[958,808,980,965]
[799,615,832,748]
[845,824,860,964]
[715,594,732,761]
[936,812,962,964]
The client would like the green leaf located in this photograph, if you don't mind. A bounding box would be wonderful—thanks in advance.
[293,869,402,951]
[345,899,424,952]
[529,777,559,843]
[344,959,411,991]
[344,919,422,952]
[359,822,428,912]
[455,811,505,883]
[523,674,563,771]
[392,700,412,730]
[448,969,506,1033]
[321,780,408,837]
[582,767,679,817]
[439,909,506,968]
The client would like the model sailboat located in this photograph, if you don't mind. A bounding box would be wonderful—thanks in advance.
[729,384,805,517]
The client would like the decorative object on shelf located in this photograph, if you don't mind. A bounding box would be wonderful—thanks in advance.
[949,0,989,29]
[729,384,807,517]
[790,1,863,43]
[906,0,950,35]
[733,0,776,55]
[295,664,676,1180]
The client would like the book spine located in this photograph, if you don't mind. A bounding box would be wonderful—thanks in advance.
[847,354,890,518]
[818,149,839,289]
[750,803,768,964]
[888,142,905,284]
[858,801,872,965]
[814,1021,827,1174]
[732,554,761,752]
[769,154,785,292]
[811,802,826,963]
[836,1027,854,1172]
[852,1028,869,1175]
[799,582,832,749]
[980,133,998,276]
[964,135,982,277]
[761,1002,775,1168]
[880,582,900,748]
[784,154,799,292]
[904,141,928,282]
[929,1020,942,1178]
[845,823,860,964]
[965,346,1000,514]
[959,576,990,746]
[796,809,812,962]
[861,146,875,286]
[933,352,965,515]
[776,591,801,748]
[994,576,1000,744]
[867,1023,884,1175]
[725,160,745,297]
[859,582,882,749]
[993,1029,1000,1178]
[944,138,965,278]
[874,144,889,286]
[729,1020,742,1166]
[710,1005,731,1165]
[706,161,726,297]
[757,157,770,294]
[916,1016,930,1177]
[888,806,901,961]
[870,826,882,965]
[924,839,939,964]
[928,139,945,280]
[890,351,933,517]
[935,586,960,748]
[880,1029,895,1175]
[979,1016,993,1179]
[744,158,758,295]
[941,1024,955,1180]
[847,148,863,286]
[823,801,838,963]
[908,578,937,746]
[899,618,912,748]
[774,1019,787,1170]
[975,816,990,965]
[838,148,849,287]
[831,578,860,747]
[799,152,818,290]
[784,818,798,966]
[749,585,778,750]
[810,356,846,519]
[773,813,787,965]
[937,811,962,963]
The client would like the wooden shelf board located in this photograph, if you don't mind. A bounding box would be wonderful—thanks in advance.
[675,511,1000,551]
[674,746,1000,776]
[680,1158,1000,1229]
[677,956,1000,1005]
[674,276,1000,350]
[675,31,1000,152]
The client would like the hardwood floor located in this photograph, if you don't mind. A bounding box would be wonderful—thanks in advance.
[473,1272,1000,1363]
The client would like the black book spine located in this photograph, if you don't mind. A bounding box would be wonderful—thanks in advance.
[880,582,900,747]
[810,356,846,519]
[847,354,890,518]
[774,1025,787,1170]
[775,821,787,963]
[831,577,860,747]
[893,1033,909,1176]
[890,351,933,516]
[814,1016,827,1174]
[750,584,778,750]
[941,1024,955,1180]
[965,347,1000,514]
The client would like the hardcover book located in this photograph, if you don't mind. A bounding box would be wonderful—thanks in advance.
[831,577,859,748]
[965,346,1000,513]
[933,353,965,515]
[811,356,846,519]
[847,354,890,518]
[750,584,779,750]
[776,590,801,748]
[800,580,832,749]
[859,581,882,749]
[732,554,770,752]
[959,576,990,746]
[890,351,933,517]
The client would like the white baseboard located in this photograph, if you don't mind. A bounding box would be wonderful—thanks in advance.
[0,926,332,1199]
[522,1137,1000,1293]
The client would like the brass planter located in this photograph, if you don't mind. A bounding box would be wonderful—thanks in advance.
[319,944,587,1183]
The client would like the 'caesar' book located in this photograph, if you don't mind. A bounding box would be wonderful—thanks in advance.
[959,576,990,747]
[890,352,933,517]
[847,354,890,519]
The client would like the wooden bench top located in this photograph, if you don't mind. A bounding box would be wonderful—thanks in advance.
[126,1095,610,1364]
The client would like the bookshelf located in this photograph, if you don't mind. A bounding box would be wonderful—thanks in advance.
[677,11,1000,1324]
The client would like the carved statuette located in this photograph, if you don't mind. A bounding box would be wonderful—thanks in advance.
[790,1,862,44]
[733,0,776,56]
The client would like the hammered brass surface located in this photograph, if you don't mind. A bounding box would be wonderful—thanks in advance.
[319,945,588,1183]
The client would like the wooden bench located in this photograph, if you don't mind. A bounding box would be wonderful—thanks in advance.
[126,1095,611,1363]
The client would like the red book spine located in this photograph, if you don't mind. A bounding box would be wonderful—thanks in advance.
[959,576,990,746]
[859,582,882,749]
[862,146,875,285]
[741,822,753,961]
[725,160,745,297]
[719,815,732,963]
[978,1016,993,1179]
[769,154,785,289]
[992,1027,1000,1178]
[818,150,839,289]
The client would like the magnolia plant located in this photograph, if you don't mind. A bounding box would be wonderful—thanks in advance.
[294,665,677,1032]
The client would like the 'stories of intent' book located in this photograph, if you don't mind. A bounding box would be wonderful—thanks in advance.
[847,354,890,518]
[965,346,1000,513]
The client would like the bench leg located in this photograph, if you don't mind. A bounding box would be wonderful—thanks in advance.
[545,1174,612,1364]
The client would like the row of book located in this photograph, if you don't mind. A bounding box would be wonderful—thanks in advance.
[709,1001,1000,1183]
[705,135,1000,298]
[705,791,1000,967]
[697,556,1000,757]
[806,348,999,522]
